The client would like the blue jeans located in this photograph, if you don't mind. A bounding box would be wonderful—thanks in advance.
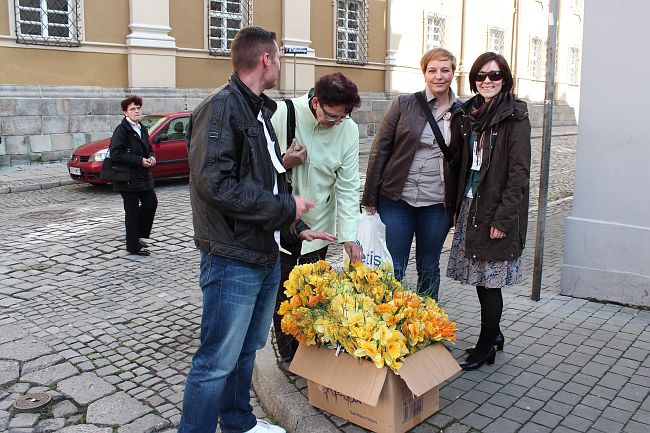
[178,252,280,433]
[378,195,452,300]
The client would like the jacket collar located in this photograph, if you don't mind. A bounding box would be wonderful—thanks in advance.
[229,72,277,118]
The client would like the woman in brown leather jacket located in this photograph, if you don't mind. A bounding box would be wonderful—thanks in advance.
[362,47,463,300]
[447,52,531,370]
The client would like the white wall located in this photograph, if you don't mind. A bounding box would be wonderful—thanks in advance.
[561,0,650,306]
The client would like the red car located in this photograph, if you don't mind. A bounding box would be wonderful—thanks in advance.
[67,112,191,184]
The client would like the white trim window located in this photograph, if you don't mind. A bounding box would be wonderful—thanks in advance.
[568,46,580,84]
[208,0,252,55]
[424,13,445,51]
[529,37,547,80]
[15,0,81,46]
[336,0,368,64]
[488,27,505,55]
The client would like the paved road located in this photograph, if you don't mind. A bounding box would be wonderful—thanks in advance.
[1,128,649,433]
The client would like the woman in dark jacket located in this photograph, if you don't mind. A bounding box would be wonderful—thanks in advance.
[362,47,463,300]
[109,95,158,256]
[447,52,531,370]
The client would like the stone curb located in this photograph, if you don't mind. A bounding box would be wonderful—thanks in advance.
[252,335,341,433]
[0,178,77,194]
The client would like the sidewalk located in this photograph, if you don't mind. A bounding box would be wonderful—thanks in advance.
[254,199,650,433]
[0,126,578,194]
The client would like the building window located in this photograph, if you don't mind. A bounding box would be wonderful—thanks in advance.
[424,14,446,51]
[529,37,547,80]
[336,0,368,64]
[488,27,505,55]
[568,46,580,84]
[15,0,81,47]
[208,0,252,55]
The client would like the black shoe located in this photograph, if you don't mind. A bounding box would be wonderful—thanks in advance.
[460,346,496,371]
[128,249,151,256]
[465,332,504,354]
[139,239,149,248]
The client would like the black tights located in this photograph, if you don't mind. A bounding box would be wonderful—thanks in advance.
[475,285,503,352]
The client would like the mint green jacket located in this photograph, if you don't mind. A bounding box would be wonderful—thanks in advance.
[271,92,360,255]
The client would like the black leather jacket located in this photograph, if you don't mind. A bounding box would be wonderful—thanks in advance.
[109,117,155,192]
[187,73,300,265]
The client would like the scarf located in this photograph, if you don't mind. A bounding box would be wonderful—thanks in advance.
[465,92,508,133]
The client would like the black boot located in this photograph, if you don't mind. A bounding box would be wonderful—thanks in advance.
[462,287,503,370]
[465,332,504,354]
[460,346,496,370]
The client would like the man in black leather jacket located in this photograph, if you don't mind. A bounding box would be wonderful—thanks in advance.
[178,27,333,433]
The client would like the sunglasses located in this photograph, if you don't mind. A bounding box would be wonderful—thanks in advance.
[476,71,503,82]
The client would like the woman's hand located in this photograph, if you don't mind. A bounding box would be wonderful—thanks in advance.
[299,229,337,242]
[141,157,156,168]
[490,226,506,239]
[365,206,376,215]
[343,241,363,264]
[282,139,307,169]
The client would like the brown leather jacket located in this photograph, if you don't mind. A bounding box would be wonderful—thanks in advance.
[457,94,531,262]
[361,92,463,210]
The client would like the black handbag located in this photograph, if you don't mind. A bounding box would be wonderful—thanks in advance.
[100,157,130,182]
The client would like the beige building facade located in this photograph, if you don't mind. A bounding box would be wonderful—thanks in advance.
[0,0,582,164]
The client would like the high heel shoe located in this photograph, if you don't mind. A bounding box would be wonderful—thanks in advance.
[460,346,496,371]
[465,332,504,354]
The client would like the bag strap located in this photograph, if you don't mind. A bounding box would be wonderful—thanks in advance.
[414,91,457,168]
[283,99,297,194]
[284,99,296,148]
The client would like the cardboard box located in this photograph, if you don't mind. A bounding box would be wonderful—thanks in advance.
[290,342,461,433]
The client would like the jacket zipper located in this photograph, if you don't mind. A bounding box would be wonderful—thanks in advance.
[472,126,496,226]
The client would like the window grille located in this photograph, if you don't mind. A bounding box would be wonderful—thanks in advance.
[424,14,446,51]
[568,46,580,84]
[529,37,547,80]
[208,0,252,55]
[336,0,368,64]
[488,27,505,55]
[14,0,81,47]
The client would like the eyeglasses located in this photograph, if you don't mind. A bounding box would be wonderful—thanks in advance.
[321,105,350,122]
[476,71,503,82]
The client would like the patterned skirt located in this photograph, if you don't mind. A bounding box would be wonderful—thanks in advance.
[446,197,522,288]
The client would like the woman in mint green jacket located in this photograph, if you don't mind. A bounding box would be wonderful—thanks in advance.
[271,73,363,365]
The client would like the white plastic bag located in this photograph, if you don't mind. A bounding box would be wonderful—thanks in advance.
[344,213,393,268]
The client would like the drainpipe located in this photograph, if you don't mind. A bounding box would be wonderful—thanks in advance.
[511,0,520,95]
[459,0,467,96]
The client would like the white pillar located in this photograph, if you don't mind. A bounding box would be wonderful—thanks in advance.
[126,0,176,88]
[560,1,650,306]
[279,0,315,95]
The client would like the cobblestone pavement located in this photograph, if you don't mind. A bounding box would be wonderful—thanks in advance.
[1,127,648,433]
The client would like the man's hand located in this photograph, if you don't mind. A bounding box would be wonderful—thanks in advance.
[282,139,307,169]
[365,206,376,215]
[294,196,314,220]
[490,226,506,239]
[299,230,337,242]
[141,157,155,168]
[344,241,363,263]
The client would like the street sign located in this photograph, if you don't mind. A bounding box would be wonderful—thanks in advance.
[284,46,308,54]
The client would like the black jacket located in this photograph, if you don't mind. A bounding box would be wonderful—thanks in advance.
[187,73,301,265]
[362,92,464,213]
[109,117,155,192]
[457,94,531,262]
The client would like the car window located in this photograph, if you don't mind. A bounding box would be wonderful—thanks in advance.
[141,115,166,132]
[160,117,190,142]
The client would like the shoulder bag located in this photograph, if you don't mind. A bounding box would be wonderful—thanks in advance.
[414,91,458,169]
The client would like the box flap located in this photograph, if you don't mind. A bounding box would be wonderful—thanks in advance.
[397,343,461,397]
[290,345,388,406]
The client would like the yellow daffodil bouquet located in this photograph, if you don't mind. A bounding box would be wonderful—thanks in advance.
[278,260,457,372]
